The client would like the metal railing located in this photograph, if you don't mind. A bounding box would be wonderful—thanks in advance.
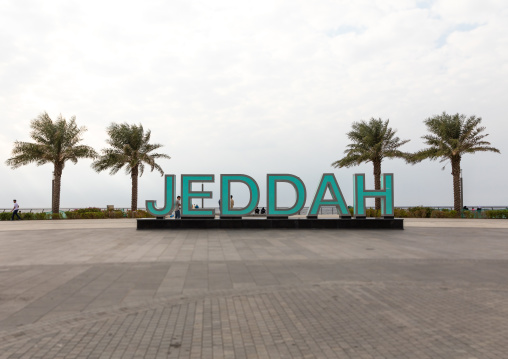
[3,206,507,215]
[0,207,135,213]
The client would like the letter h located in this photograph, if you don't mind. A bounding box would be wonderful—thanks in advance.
[353,173,394,218]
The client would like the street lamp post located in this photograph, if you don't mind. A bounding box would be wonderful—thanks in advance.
[460,169,464,210]
[52,171,55,213]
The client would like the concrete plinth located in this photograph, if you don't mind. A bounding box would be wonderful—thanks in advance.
[137,218,404,229]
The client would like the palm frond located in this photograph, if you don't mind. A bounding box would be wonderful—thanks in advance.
[93,122,171,178]
[6,113,95,171]
[331,117,410,169]
[418,112,500,161]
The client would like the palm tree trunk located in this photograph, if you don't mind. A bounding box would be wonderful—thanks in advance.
[52,165,62,215]
[131,166,139,214]
[373,159,381,211]
[451,157,461,212]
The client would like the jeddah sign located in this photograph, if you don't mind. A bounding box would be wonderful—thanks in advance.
[146,173,394,219]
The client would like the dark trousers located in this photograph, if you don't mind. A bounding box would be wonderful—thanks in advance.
[12,210,21,220]
[175,210,181,219]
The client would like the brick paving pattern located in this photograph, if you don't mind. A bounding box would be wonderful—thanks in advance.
[0,221,507,358]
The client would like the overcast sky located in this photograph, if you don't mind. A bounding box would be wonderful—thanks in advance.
[1,0,507,210]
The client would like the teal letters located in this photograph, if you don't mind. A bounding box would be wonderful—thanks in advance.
[181,174,215,217]
[307,173,350,218]
[220,174,260,216]
[267,174,306,216]
[146,173,395,219]
[145,174,175,217]
[353,173,394,218]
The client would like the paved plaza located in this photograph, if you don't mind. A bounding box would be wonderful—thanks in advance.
[0,219,508,358]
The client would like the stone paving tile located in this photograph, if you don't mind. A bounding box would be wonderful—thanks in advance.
[1,282,508,358]
[0,224,508,358]
[1,258,508,330]
[2,227,508,266]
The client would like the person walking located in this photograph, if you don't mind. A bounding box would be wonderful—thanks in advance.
[11,199,21,220]
[175,196,182,219]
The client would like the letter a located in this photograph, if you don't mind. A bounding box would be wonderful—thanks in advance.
[307,173,350,218]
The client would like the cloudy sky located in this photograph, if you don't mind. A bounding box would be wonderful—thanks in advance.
[1,0,507,210]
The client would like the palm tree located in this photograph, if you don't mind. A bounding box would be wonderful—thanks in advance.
[92,123,170,213]
[5,112,97,214]
[413,112,500,212]
[331,118,410,211]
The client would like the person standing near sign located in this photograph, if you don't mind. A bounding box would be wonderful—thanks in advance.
[11,199,21,220]
[230,195,234,208]
[175,196,181,219]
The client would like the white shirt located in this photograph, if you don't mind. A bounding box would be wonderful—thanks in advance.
[176,199,181,211]
[13,203,19,210]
